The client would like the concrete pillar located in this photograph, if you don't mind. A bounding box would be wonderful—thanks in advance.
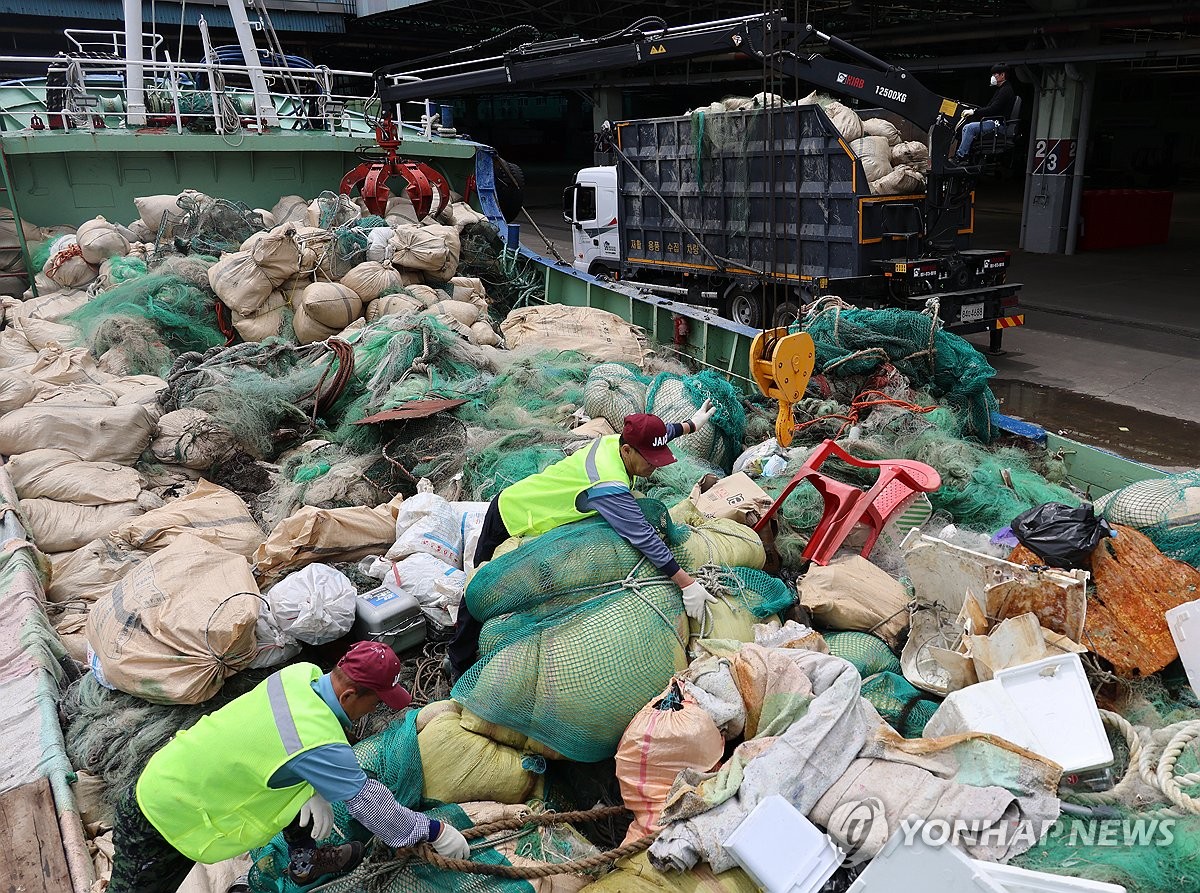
[592,87,622,165]
[1022,64,1095,254]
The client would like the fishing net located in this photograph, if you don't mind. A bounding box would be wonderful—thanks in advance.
[66,273,227,375]
[799,303,999,442]
[645,369,747,471]
[171,194,267,256]
[455,222,545,316]
[859,671,940,738]
[310,190,360,230]
[825,631,902,678]
[583,363,651,430]
[1095,470,1200,568]
[453,506,787,761]
[62,669,273,807]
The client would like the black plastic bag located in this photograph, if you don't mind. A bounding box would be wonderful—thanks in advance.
[1011,502,1113,569]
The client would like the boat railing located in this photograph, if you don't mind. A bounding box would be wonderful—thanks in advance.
[0,53,432,138]
[64,29,166,59]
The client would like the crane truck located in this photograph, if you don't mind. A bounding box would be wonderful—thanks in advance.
[377,12,1024,350]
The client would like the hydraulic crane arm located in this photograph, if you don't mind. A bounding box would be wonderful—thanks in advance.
[379,13,787,105]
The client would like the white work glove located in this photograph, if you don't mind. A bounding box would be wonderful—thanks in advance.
[430,822,470,860]
[961,108,975,118]
[689,398,717,431]
[681,580,716,621]
[299,793,334,842]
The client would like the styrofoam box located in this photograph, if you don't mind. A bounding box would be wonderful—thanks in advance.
[723,795,843,893]
[995,652,1113,774]
[847,828,1126,893]
[983,861,1126,893]
[923,679,1043,753]
[847,829,1008,893]
[1166,600,1200,699]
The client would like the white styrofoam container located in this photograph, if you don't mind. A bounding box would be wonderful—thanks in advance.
[846,829,1008,893]
[723,795,843,893]
[983,861,1126,893]
[923,679,1043,753]
[847,828,1126,893]
[1165,600,1200,698]
[995,652,1113,773]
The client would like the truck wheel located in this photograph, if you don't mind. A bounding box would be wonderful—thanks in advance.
[588,262,613,280]
[773,302,803,327]
[725,290,762,328]
[494,158,525,222]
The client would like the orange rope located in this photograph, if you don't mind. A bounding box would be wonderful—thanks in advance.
[794,389,937,439]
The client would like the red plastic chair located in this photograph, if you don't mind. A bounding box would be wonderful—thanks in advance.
[753,439,941,566]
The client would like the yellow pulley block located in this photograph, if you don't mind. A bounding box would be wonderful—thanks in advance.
[749,327,816,448]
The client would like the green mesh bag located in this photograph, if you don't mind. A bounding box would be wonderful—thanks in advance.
[860,671,940,738]
[455,512,689,762]
[825,632,902,678]
[645,369,747,472]
[583,363,651,431]
[800,305,999,441]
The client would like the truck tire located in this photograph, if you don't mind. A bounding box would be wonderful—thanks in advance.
[773,302,803,327]
[494,158,525,222]
[725,289,762,328]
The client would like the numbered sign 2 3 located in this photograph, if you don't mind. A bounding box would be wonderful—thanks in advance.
[1032,138,1077,175]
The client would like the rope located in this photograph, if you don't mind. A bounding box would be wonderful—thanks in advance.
[1063,710,1200,816]
[794,388,937,439]
[405,807,654,879]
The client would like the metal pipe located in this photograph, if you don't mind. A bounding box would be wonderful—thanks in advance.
[1064,69,1096,255]
[123,0,146,124]
[627,280,719,300]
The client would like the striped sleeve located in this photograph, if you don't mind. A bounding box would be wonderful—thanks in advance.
[344,779,433,848]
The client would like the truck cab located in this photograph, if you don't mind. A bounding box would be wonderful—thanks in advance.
[563,166,620,277]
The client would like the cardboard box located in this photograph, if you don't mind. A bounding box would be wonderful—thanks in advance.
[691,472,773,522]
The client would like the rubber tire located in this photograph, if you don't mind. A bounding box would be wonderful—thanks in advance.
[725,290,762,328]
[773,301,803,328]
[588,263,613,280]
[494,159,526,222]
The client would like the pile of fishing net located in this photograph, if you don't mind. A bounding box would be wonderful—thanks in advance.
[453,503,792,762]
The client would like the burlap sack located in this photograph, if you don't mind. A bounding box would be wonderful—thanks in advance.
[48,536,148,604]
[232,305,286,342]
[301,281,362,329]
[271,195,309,226]
[891,140,930,167]
[86,534,260,704]
[439,201,486,229]
[427,299,481,327]
[3,288,90,323]
[291,301,339,345]
[253,496,403,584]
[151,408,238,470]
[365,293,424,323]
[242,224,301,285]
[800,554,910,648]
[207,251,275,316]
[468,320,500,347]
[390,224,460,280]
[76,218,130,265]
[339,261,405,302]
[447,277,490,312]
[862,117,903,146]
[6,449,142,504]
[0,371,46,414]
[114,479,263,557]
[19,497,144,553]
[501,304,648,365]
[870,164,927,196]
[44,235,98,288]
[849,135,893,182]
[0,403,154,463]
[27,344,112,388]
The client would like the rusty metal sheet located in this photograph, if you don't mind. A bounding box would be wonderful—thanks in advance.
[354,399,467,425]
[986,577,1087,642]
[1082,525,1200,675]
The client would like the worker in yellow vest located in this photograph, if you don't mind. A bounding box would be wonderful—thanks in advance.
[108,642,469,892]
[446,405,719,680]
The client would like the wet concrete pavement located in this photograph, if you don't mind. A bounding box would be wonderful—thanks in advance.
[519,166,1198,468]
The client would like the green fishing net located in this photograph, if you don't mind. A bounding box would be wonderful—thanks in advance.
[1095,470,1200,569]
[66,273,226,375]
[825,631,902,678]
[646,369,746,471]
[859,671,940,738]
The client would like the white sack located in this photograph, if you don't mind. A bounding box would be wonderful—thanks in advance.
[0,403,154,463]
[6,449,143,504]
[361,553,466,628]
[267,563,358,645]
[386,492,469,568]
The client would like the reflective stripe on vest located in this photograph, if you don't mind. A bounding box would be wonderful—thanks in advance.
[498,434,631,537]
[135,663,347,863]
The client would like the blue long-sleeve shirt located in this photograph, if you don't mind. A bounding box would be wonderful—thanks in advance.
[267,675,437,846]
[578,422,689,578]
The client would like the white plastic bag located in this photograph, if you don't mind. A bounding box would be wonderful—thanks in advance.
[360,553,466,629]
[386,492,465,567]
[266,563,357,645]
[455,501,490,576]
[248,602,303,669]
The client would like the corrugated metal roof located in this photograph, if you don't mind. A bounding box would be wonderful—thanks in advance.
[1,0,348,33]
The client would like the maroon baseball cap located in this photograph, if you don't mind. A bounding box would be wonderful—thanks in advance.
[622,413,677,467]
[337,641,412,710]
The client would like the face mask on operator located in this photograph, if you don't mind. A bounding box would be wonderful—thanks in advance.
[990,74,1000,86]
